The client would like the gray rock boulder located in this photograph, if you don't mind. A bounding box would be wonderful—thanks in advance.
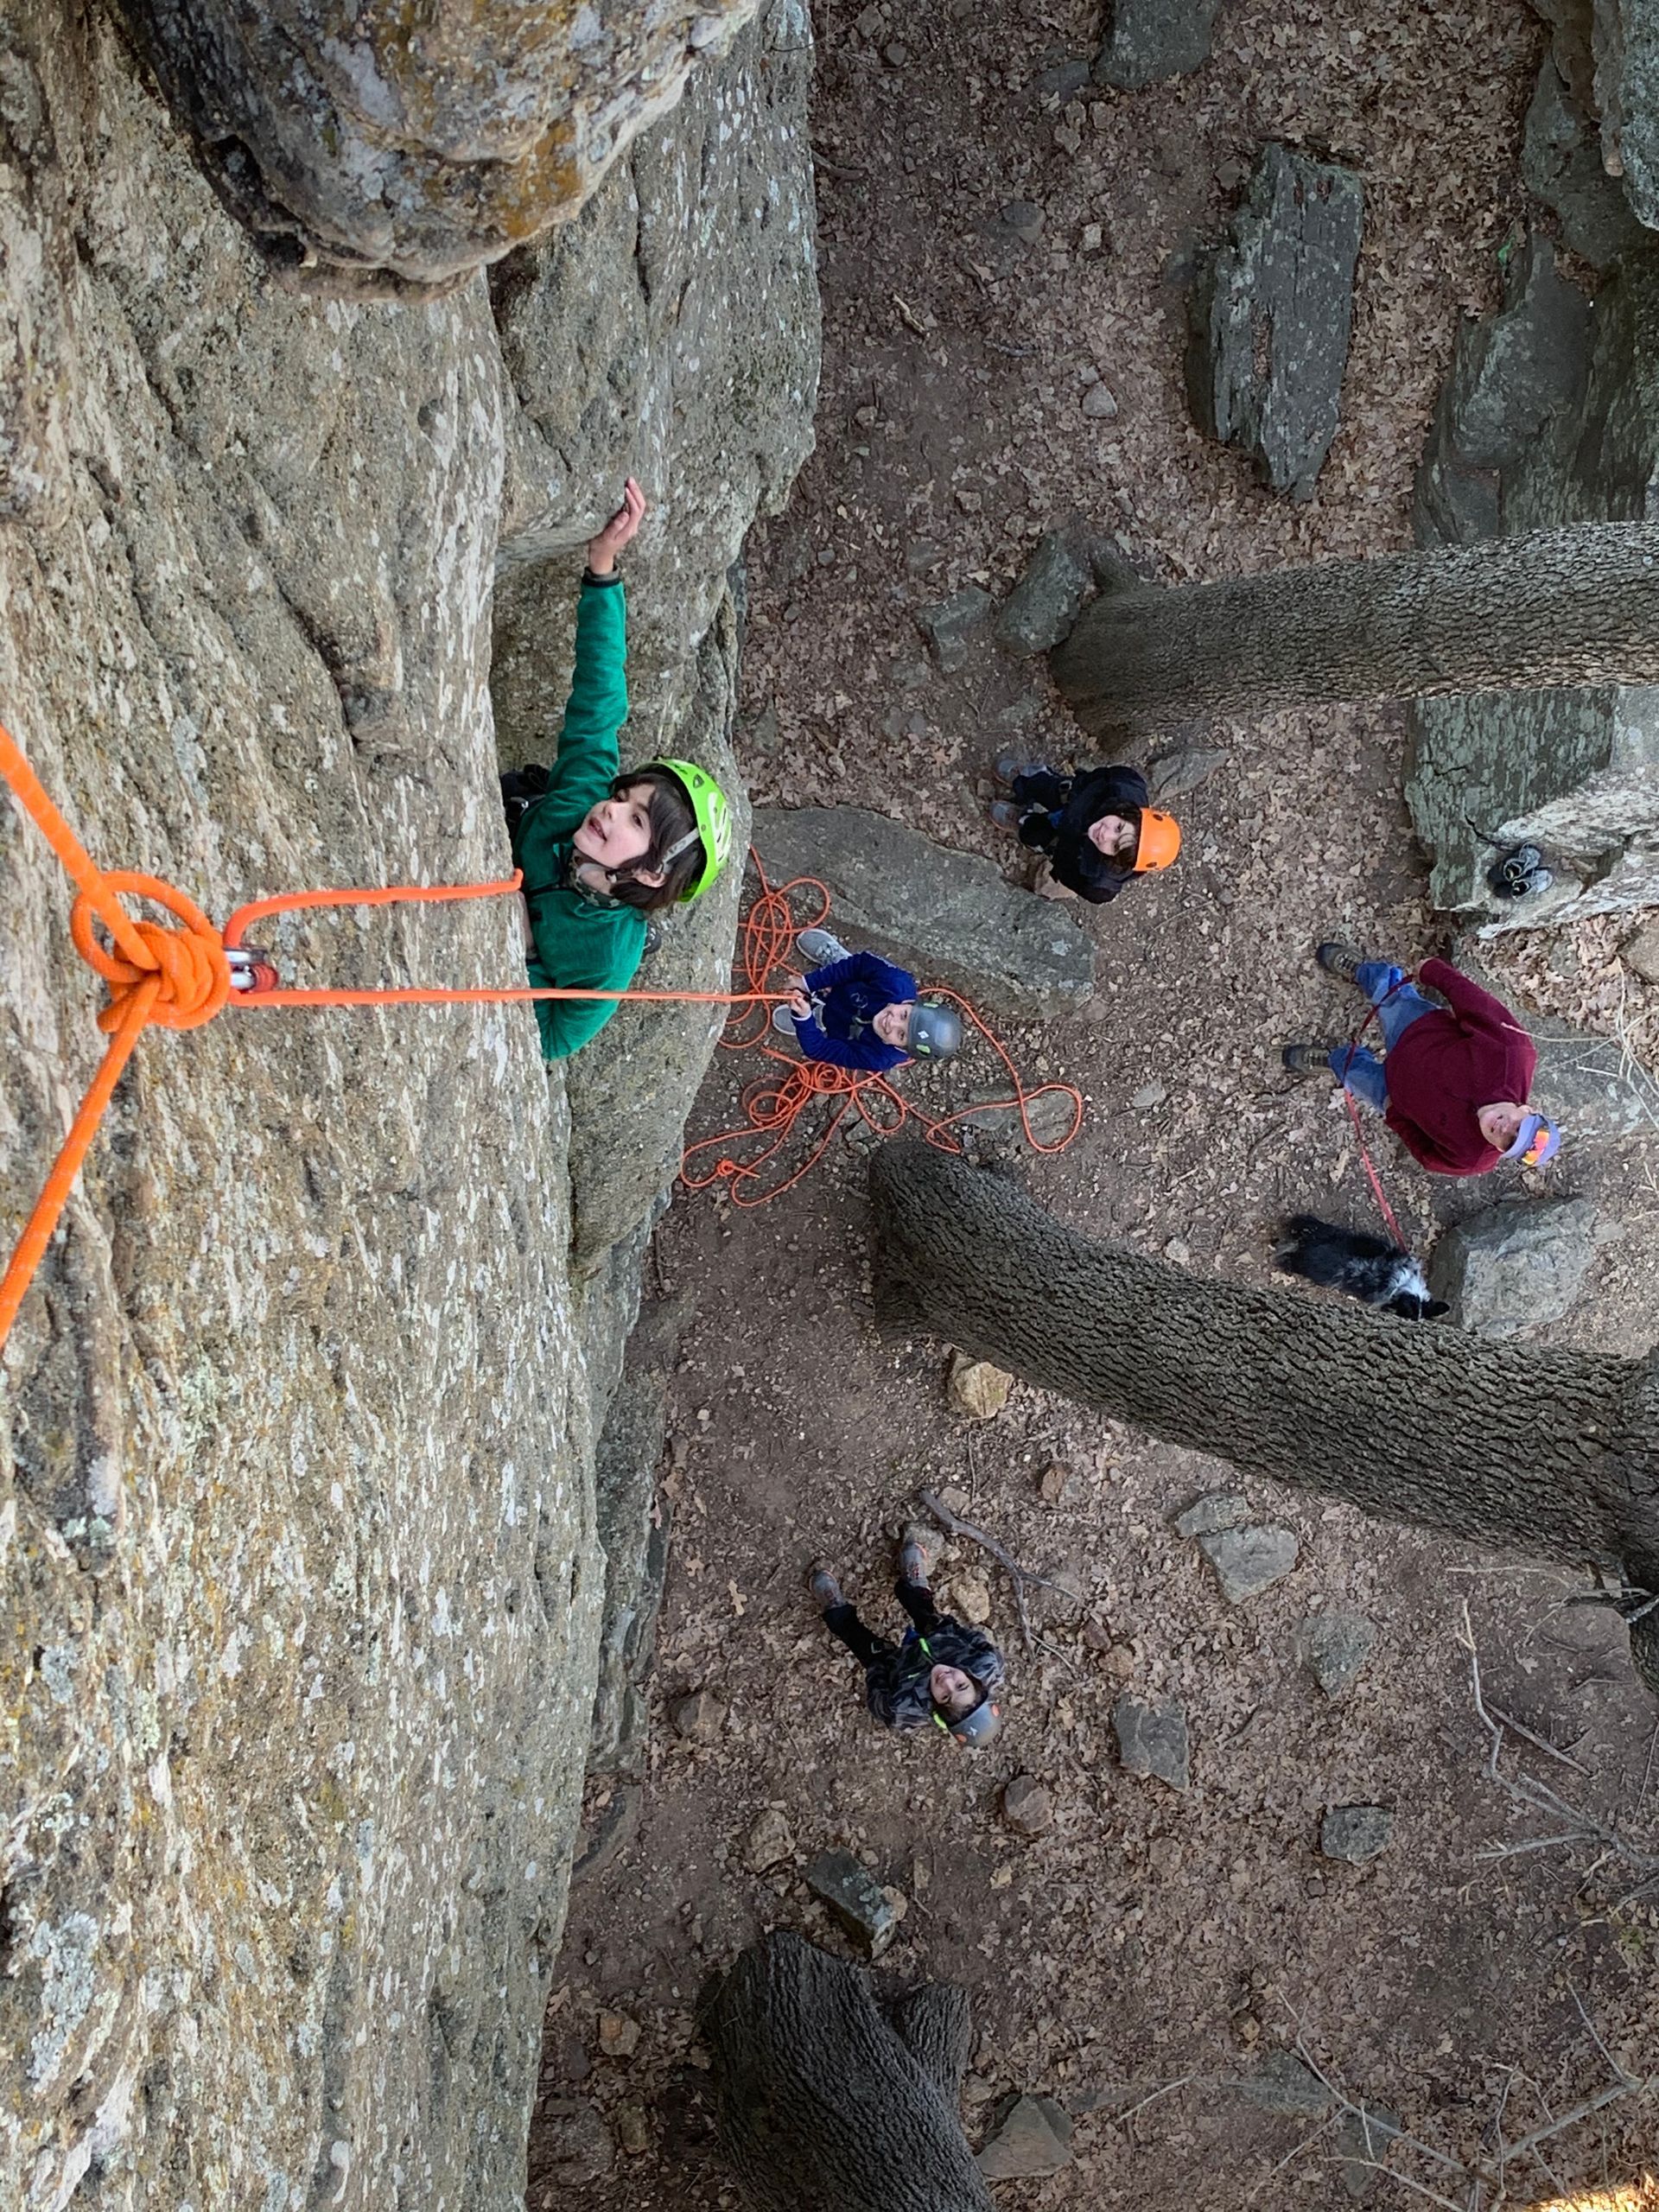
[1187,144,1363,499]
[1427,1198,1599,1338]
[1197,1525,1300,1604]
[1297,1611,1377,1697]
[1320,1805,1395,1864]
[916,585,995,673]
[1620,913,1659,980]
[976,2094,1074,2179]
[1523,60,1650,269]
[118,0,761,295]
[1113,1692,1191,1789]
[805,1850,900,1958]
[1172,1491,1250,1539]
[995,527,1096,657]
[751,806,1097,1020]
[1413,232,1590,545]
[1144,741,1230,802]
[1406,245,1659,928]
[1093,0,1222,88]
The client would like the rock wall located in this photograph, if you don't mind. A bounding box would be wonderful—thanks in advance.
[1406,236,1659,928]
[0,3,816,2208]
[116,0,764,296]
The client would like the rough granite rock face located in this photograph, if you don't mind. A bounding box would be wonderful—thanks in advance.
[1529,0,1659,238]
[1407,243,1659,926]
[1523,56,1651,269]
[116,0,764,296]
[1186,143,1363,501]
[1427,1198,1599,1338]
[0,2,817,2206]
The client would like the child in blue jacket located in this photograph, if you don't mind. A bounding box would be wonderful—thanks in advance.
[771,927,962,1071]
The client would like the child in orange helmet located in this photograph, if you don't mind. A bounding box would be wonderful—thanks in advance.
[989,760,1180,904]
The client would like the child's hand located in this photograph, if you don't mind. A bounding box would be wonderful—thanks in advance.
[587,477,647,575]
[787,988,811,1020]
[785,972,809,996]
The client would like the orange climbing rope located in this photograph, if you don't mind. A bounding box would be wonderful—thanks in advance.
[0,715,1079,1346]
[679,856,1084,1207]
[0,720,785,1351]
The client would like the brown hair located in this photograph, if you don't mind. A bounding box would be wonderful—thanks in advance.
[605,767,706,912]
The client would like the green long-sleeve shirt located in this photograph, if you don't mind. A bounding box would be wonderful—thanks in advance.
[510,576,646,1061]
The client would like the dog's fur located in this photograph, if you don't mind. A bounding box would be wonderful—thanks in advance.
[1272,1213,1449,1322]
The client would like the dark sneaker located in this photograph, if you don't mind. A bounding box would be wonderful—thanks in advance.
[809,1562,843,1610]
[1282,1041,1338,1077]
[994,754,1038,786]
[988,799,1026,833]
[1314,940,1367,982]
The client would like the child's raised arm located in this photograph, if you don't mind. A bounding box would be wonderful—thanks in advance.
[540,480,646,818]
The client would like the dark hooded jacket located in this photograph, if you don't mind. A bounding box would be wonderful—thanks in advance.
[1016,762,1150,904]
[865,1612,1007,1730]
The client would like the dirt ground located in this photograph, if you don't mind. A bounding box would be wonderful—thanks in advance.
[531,1,1659,2205]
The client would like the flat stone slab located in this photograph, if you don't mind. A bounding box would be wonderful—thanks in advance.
[752,805,1096,1020]
[805,1848,899,1958]
[916,584,994,672]
[1113,1692,1190,1789]
[1093,0,1221,88]
[1320,1805,1394,1864]
[1187,143,1363,499]
[1236,2051,1333,2118]
[1297,1611,1376,1698]
[1427,1198,1597,1338]
[1197,1525,1299,1604]
[1172,1491,1250,1540]
[976,2094,1073,2179]
[1336,2105,1403,2199]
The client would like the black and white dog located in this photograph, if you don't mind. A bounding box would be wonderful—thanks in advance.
[1272,1214,1449,1322]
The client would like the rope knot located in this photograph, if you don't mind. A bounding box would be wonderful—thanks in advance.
[69,870,232,1034]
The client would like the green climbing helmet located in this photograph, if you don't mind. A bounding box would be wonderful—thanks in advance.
[650,758,734,903]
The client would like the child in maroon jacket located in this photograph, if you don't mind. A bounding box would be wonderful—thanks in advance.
[1284,944,1560,1177]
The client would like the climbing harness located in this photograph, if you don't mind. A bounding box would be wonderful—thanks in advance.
[0,719,784,1353]
[0,718,1080,1344]
[679,857,1084,1209]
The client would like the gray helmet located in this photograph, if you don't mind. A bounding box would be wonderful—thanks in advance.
[936,1688,1002,1748]
[905,999,963,1060]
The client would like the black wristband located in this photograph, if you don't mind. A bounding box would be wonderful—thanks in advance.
[582,567,623,588]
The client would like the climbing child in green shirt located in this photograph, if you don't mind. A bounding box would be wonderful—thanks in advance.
[499,478,733,1061]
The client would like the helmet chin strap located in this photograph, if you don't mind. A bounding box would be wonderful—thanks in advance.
[660,825,702,868]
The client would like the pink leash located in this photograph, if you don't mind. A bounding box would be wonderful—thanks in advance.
[1335,981,1409,1248]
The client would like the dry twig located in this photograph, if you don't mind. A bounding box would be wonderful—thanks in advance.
[916,1485,1076,1650]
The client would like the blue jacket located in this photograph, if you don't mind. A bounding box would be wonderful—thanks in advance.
[793,950,916,1074]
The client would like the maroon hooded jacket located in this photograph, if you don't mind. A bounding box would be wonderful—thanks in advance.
[1382,959,1536,1176]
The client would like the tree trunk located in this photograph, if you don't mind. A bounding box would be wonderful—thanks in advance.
[869,1144,1659,1693]
[703,1929,991,2212]
[1049,519,1659,734]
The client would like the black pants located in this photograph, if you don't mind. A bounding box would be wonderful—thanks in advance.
[1010,766,1069,852]
[823,1579,941,1664]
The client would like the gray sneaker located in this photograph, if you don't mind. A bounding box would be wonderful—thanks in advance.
[772,1003,800,1035]
[1281,1041,1338,1077]
[797,927,849,966]
[1314,941,1369,983]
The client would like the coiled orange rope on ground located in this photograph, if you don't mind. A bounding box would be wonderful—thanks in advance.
[679,856,1084,1207]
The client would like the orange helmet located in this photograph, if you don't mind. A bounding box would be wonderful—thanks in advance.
[1131,809,1181,874]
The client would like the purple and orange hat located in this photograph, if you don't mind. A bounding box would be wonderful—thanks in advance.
[1502,1113,1560,1167]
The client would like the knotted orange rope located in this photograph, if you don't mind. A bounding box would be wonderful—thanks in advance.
[0,719,784,1351]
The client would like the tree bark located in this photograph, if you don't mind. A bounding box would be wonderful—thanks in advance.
[869,1144,1659,1694]
[704,1929,992,2212]
[1049,519,1659,734]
